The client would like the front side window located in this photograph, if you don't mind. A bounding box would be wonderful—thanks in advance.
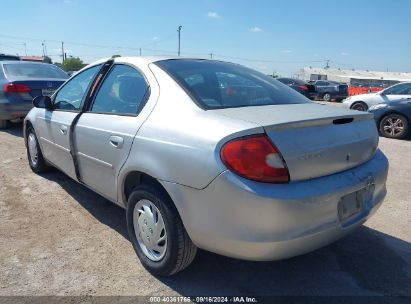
[53,65,100,111]
[90,65,149,115]
[383,83,411,95]
[156,59,310,109]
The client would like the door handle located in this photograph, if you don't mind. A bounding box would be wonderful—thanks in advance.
[60,125,68,135]
[109,135,124,149]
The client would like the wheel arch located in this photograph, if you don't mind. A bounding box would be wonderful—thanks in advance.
[122,170,172,208]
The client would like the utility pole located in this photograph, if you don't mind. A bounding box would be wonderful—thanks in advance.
[325,59,330,69]
[209,53,213,59]
[23,43,27,56]
[139,48,142,56]
[61,41,64,65]
[44,42,48,56]
[177,25,182,56]
[41,41,45,56]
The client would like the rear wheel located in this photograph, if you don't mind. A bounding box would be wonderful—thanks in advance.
[26,127,49,173]
[0,120,8,129]
[126,183,197,276]
[351,101,368,111]
[379,114,409,139]
[322,93,331,102]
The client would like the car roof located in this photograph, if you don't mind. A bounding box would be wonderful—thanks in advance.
[0,60,53,65]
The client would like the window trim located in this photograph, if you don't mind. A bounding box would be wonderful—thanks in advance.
[85,63,151,117]
[51,64,102,113]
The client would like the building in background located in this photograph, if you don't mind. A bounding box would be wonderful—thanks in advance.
[20,56,45,62]
[299,67,411,95]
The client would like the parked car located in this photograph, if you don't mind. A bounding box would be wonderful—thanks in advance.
[276,77,317,99]
[0,61,68,128]
[0,53,21,61]
[369,99,411,139]
[309,80,349,102]
[343,82,411,111]
[24,57,388,276]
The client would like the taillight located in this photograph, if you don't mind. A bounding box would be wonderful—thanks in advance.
[298,85,308,91]
[220,134,289,183]
[3,83,31,93]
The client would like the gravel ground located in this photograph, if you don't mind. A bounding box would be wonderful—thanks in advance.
[0,122,410,297]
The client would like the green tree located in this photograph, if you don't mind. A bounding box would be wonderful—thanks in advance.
[63,57,84,71]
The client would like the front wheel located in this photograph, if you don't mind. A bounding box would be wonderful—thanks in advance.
[26,127,49,173]
[351,101,368,111]
[379,114,409,139]
[126,183,197,276]
[322,93,331,102]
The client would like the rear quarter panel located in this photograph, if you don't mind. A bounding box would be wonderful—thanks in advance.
[117,64,262,205]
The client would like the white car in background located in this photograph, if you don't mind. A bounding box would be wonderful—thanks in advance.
[343,82,411,111]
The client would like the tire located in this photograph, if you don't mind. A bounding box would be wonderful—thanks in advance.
[26,126,49,173]
[351,101,368,111]
[379,114,409,139]
[322,93,331,102]
[0,120,8,129]
[126,183,197,276]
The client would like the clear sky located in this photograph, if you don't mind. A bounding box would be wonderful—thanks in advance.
[1,0,410,76]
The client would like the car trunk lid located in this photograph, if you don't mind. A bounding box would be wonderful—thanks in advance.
[4,78,66,101]
[214,103,379,181]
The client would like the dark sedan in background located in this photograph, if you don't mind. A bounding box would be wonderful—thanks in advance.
[309,80,349,102]
[369,99,411,139]
[0,61,68,128]
[276,77,317,100]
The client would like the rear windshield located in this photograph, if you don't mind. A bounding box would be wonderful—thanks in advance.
[155,59,310,109]
[3,63,68,79]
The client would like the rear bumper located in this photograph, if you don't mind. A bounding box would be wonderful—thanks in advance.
[161,150,388,261]
[0,100,33,120]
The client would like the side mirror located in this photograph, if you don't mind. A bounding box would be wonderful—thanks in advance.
[33,95,52,109]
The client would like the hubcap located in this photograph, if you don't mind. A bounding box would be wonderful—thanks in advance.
[28,132,38,166]
[133,199,167,261]
[383,117,404,137]
[324,94,330,101]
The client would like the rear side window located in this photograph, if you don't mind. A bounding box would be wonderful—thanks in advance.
[90,65,149,115]
[3,63,68,79]
[156,59,310,109]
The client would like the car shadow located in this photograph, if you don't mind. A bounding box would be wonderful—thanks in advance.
[1,121,24,138]
[40,170,129,240]
[39,170,411,297]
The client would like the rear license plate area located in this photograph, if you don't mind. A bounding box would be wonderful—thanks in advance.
[338,189,365,222]
[42,89,55,97]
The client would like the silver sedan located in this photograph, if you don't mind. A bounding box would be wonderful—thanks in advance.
[24,57,388,276]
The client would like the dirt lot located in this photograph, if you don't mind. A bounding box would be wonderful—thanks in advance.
[0,122,410,297]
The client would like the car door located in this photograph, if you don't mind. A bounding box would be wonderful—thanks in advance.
[380,83,411,103]
[315,81,328,94]
[37,65,101,179]
[74,64,150,202]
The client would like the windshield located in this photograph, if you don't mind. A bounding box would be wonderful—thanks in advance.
[156,59,311,109]
[3,63,68,79]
